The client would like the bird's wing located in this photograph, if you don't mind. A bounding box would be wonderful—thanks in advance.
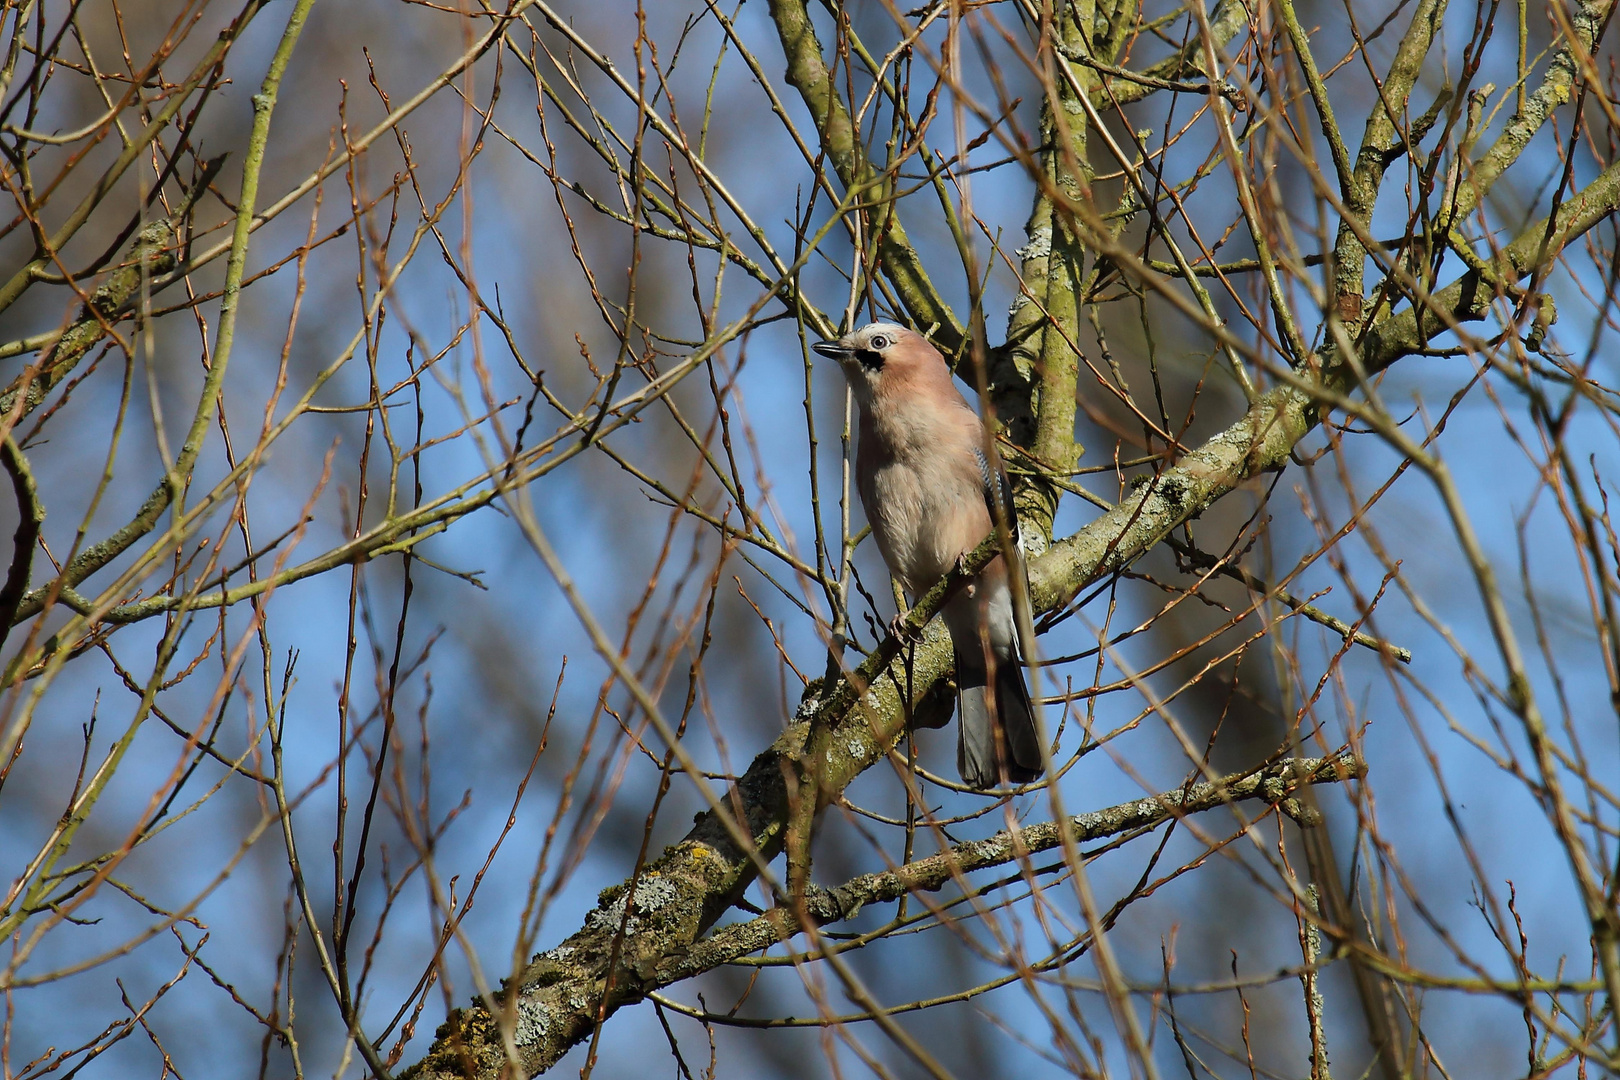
[972,442,1033,651]
[972,444,1017,534]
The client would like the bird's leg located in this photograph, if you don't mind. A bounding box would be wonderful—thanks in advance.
[952,553,979,600]
[889,580,921,643]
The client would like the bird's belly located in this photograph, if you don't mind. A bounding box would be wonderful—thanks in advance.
[864,463,967,594]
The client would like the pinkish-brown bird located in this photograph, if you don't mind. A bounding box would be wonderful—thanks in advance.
[813,321,1043,789]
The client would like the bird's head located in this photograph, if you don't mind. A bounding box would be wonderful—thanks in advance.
[811,322,944,405]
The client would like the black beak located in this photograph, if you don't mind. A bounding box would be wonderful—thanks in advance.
[811,339,852,360]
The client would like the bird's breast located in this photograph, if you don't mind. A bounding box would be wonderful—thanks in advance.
[859,452,987,596]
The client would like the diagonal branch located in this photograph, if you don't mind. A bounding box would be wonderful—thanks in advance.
[655,753,1365,990]
[1102,0,1248,105]
[0,156,224,427]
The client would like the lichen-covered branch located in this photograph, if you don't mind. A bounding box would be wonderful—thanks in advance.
[655,753,1364,989]
[1357,153,1620,367]
[0,0,271,317]
[1331,0,1448,328]
[399,367,1320,1080]
[1454,0,1617,221]
[403,750,1364,1080]
[996,2,1097,545]
[0,157,223,428]
[1103,0,1247,105]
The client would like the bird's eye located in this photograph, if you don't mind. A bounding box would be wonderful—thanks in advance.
[868,334,889,350]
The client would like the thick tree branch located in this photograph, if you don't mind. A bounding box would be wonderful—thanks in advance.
[1102,0,1247,105]
[997,1,1096,544]
[403,750,1364,1080]
[1331,0,1448,327]
[0,438,39,655]
[656,752,1364,989]
[394,365,1329,1080]
[1455,0,1616,222]
[0,0,270,317]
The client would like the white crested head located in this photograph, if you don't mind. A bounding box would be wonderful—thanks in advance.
[810,322,947,405]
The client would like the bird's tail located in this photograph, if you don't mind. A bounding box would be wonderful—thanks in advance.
[956,653,1044,790]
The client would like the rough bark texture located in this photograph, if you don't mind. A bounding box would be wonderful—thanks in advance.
[653,752,1365,990]
[0,216,180,422]
[997,1,1096,545]
[403,749,1365,1080]
[1330,0,1448,328]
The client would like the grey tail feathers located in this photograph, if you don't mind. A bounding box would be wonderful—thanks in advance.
[955,650,1043,790]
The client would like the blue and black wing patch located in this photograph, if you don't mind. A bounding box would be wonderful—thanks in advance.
[973,445,1018,532]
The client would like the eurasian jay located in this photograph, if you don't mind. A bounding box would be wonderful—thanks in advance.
[813,322,1044,789]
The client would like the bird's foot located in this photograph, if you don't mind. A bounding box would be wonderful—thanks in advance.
[889,612,922,644]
